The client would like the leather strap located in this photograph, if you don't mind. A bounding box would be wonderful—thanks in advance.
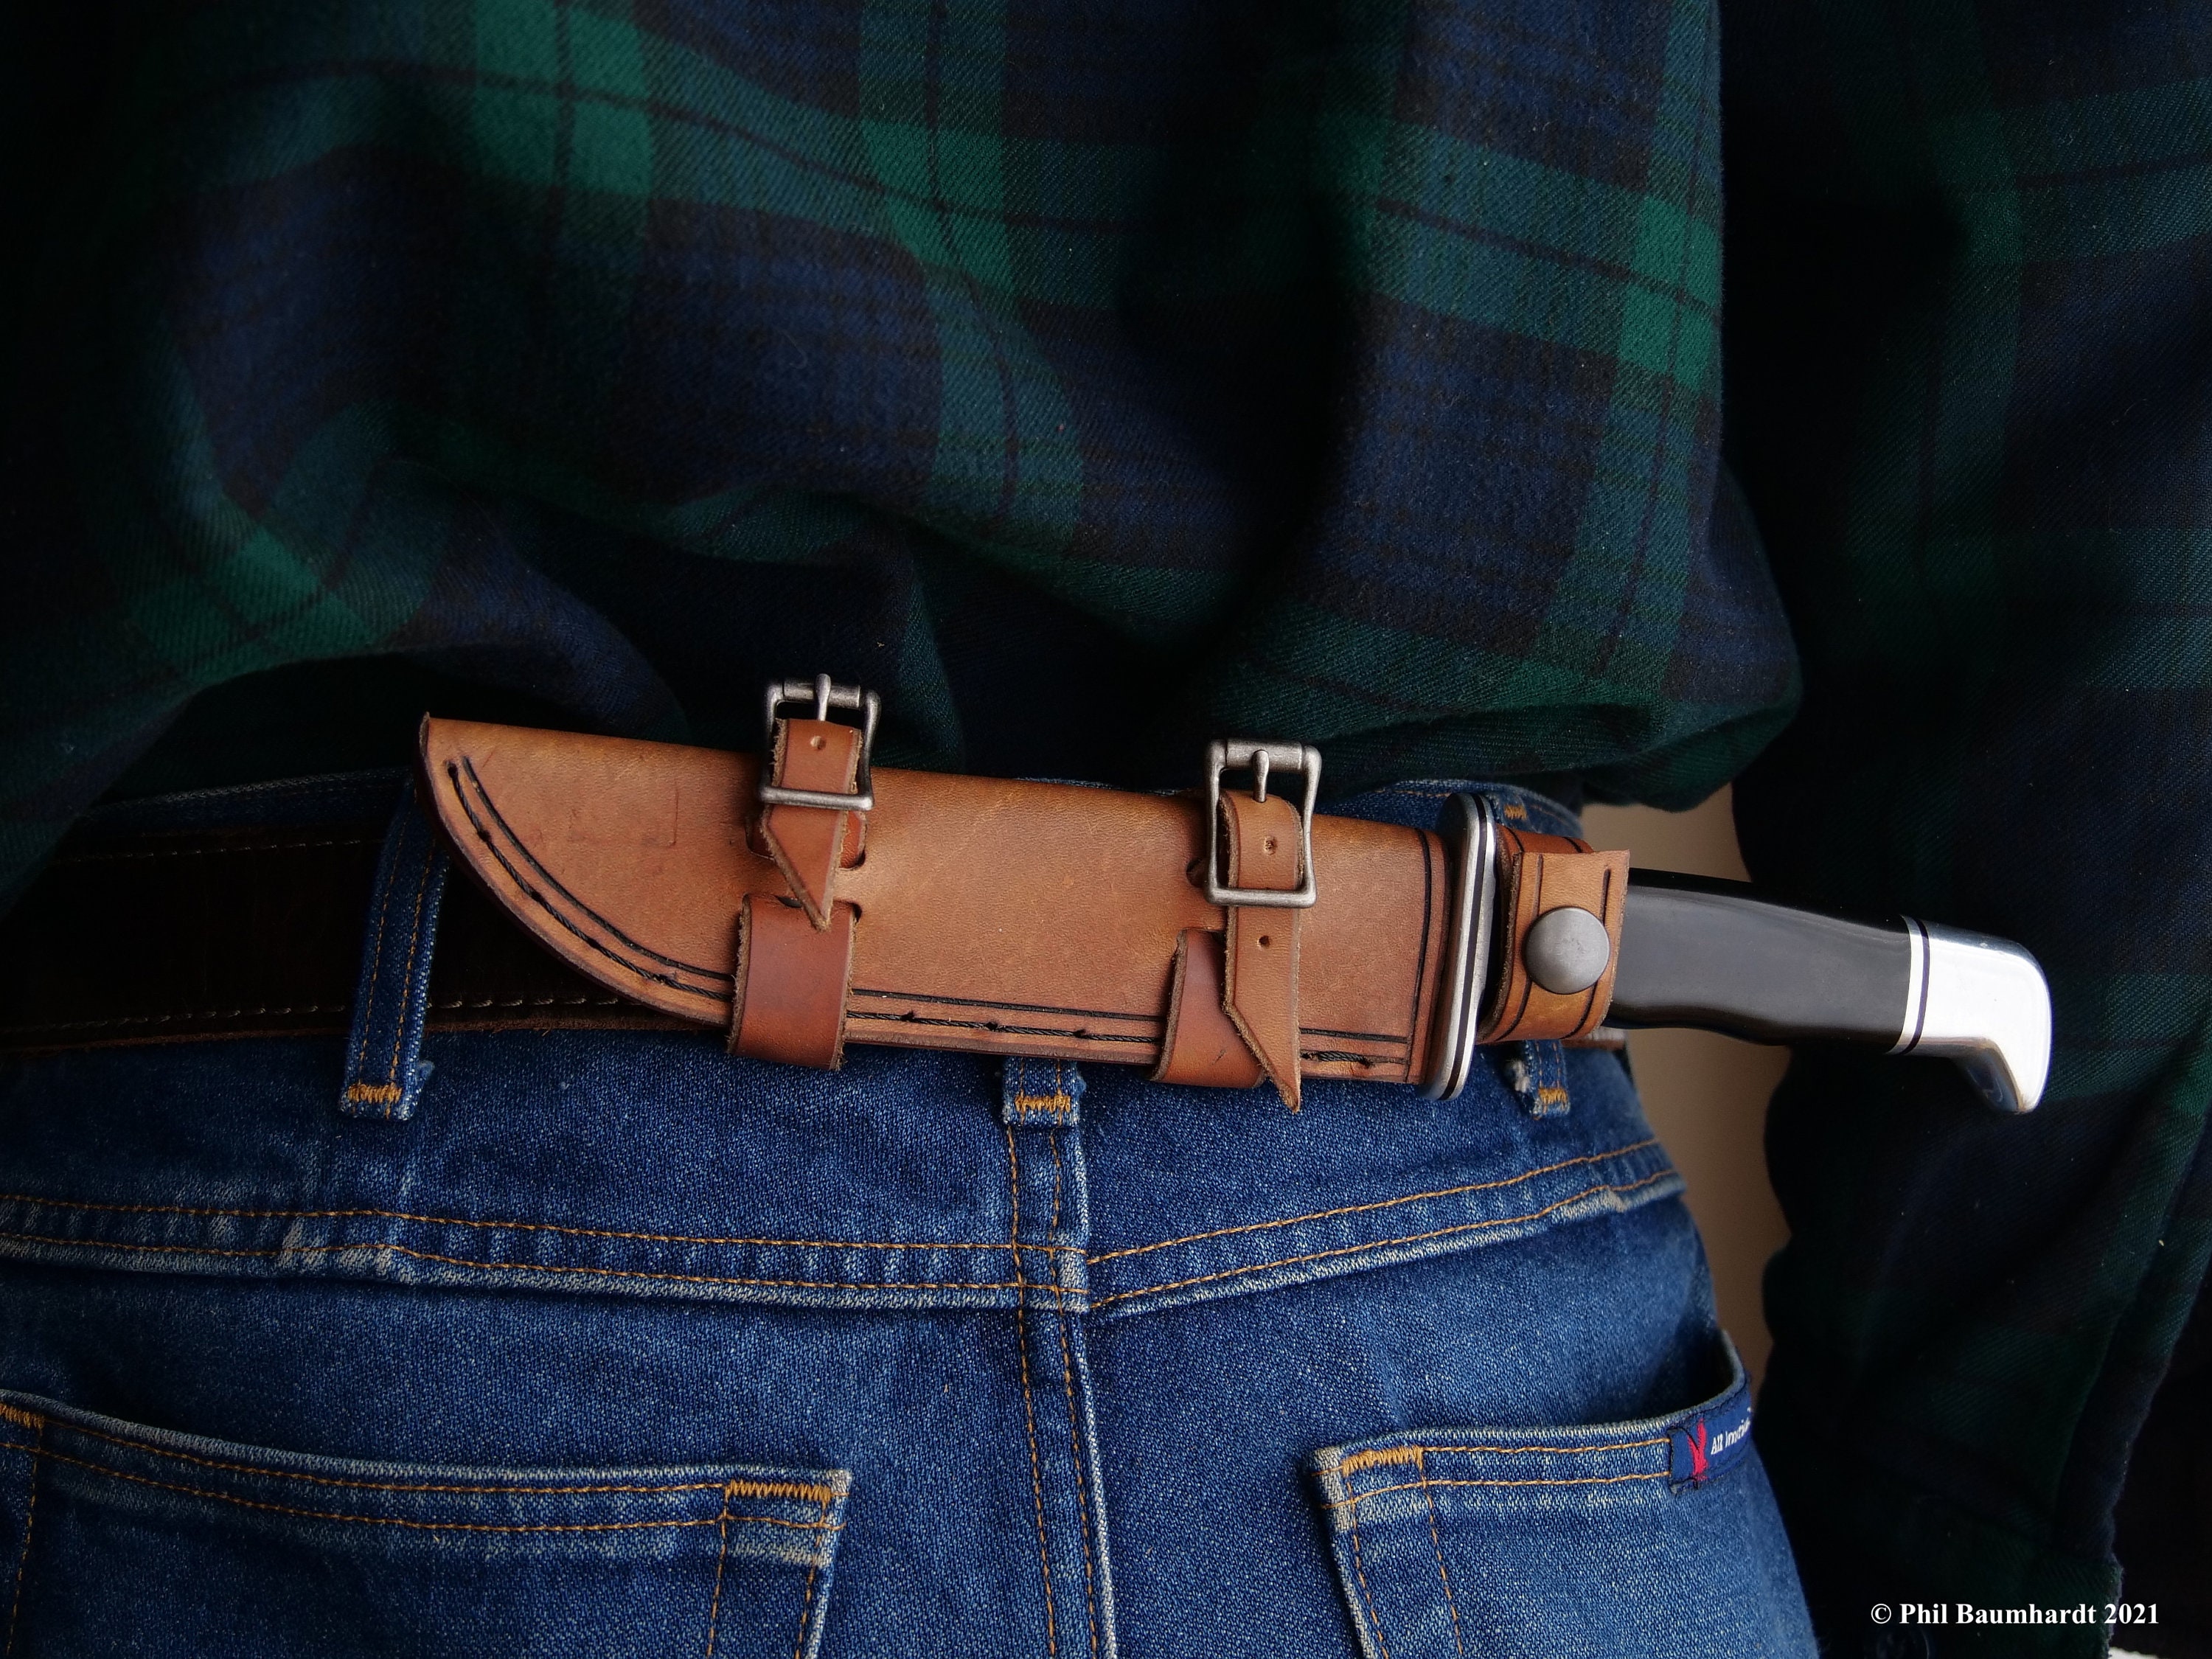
[1217,790,1305,1107]
[1153,930,1265,1088]
[759,717,863,928]
[731,895,855,1067]
[1480,827,1630,1044]
[734,712,869,1063]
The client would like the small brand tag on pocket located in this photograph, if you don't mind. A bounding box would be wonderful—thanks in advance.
[1669,1388,1754,1487]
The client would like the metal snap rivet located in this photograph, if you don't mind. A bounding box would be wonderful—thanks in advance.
[1524,906,1610,994]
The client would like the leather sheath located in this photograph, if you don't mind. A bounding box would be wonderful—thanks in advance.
[424,718,1451,1084]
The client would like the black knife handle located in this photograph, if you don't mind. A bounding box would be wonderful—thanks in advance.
[1608,870,1909,1046]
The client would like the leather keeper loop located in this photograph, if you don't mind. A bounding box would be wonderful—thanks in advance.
[1153,928,1265,1089]
[1479,827,1629,1043]
[759,718,864,928]
[1217,790,1305,1108]
[731,894,857,1068]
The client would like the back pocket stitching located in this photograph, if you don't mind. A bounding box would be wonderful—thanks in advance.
[1418,1468,1468,1659]
[30,1449,748,1535]
[1338,1470,1669,1509]
[38,1414,788,1499]
[788,1489,833,1659]
[704,1487,734,1659]
[1348,1506,1396,1659]
[3,1415,41,1659]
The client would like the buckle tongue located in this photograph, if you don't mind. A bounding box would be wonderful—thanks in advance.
[759,675,880,811]
[1204,739,1321,908]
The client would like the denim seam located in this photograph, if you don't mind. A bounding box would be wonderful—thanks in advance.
[2,1417,38,1659]
[1380,1437,1666,1460]
[12,1418,835,1500]
[1088,1140,1663,1263]
[1091,1170,1677,1310]
[1,1168,1671,1299]
[704,1489,734,1659]
[0,1194,1069,1254]
[0,1229,1039,1293]
[1347,1510,1394,1659]
[27,1450,845,1534]
[345,830,406,1088]
[1006,1124,1060,1658]
[1009,1059,1078,1118]
[1048,1133,1102,1659]
[0,1153,1664,1311]
[1332,1472,1668,1509]
[1419,1459,1467,1659]
[789,1491,832,1659]
[373,840,439,1111]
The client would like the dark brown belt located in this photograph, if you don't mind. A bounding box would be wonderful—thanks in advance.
[0,795,692,1057]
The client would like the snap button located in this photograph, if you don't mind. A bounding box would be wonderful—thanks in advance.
[1525,905,1610,994]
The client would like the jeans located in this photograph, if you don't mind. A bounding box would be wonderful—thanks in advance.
[0,777,1814,1658]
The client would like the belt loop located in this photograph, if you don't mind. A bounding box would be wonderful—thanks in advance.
[731,676,878,1066]
[754,675,877,930]
[339,776,451,1121]
[1202,741,1321,1111]
[1003,1057,1085,1127]
[1500,1040,1571,1117]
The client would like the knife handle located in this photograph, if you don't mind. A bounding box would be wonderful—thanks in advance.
[1608,870,2050,1114]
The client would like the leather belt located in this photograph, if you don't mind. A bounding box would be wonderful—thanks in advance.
[0,685,1630,1105]
[0,799,695,1057]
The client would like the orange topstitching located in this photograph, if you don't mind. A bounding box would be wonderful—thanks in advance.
[36,1448,845,1534]
[1087,1139,1662,1263]
[1088,1170,1676,1309]
[1,1413,840,1503]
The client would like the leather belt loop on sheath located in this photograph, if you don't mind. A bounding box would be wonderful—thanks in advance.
[732,894,858,1067]
[1479,824,1628,1045]
[1153,928,1266,1090]
[1160,740,1323,1110]
[1219,788,1307,1108]
[731,677,880,1066]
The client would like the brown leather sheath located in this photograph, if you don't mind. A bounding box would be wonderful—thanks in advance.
[425,718,1453,1087]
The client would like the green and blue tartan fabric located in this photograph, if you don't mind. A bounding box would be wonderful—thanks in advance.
[1,0,1784,884]
[5,1,2212,1652]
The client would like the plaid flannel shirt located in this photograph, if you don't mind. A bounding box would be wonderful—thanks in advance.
[4,3,2210,1652]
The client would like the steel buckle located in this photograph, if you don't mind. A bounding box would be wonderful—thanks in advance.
[759,675,880,811]
[1203,739,1321,909]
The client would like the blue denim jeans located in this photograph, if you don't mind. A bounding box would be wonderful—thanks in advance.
[0,778,1813,1658]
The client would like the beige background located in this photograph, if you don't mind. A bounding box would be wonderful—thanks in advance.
[1582,790,1791,1388]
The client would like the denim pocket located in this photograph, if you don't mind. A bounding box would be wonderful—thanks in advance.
[1310,1343,1813,1659]
[0,1391,849,1658]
